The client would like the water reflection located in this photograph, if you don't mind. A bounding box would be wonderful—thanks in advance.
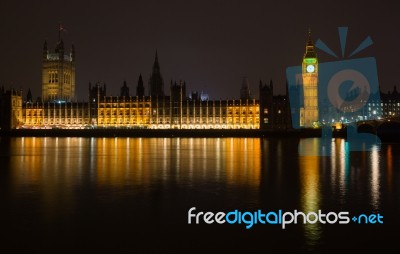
[386,145,393,192]
[297,137,388,250]
[330,139,350,205]
[8,137,261,191]
[370,147,380,211]
[1,136,397,251]
[298,138,322,249]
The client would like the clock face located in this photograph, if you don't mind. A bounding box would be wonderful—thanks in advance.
[306,64,315,73]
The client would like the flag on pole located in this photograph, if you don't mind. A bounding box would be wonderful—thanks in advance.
[58,24,68,41]
[59,24,68,33]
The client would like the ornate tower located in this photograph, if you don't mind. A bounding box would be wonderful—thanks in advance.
[42,26,75,102]
[120,81,130,97]
[300,29,319,127]
[259,80,274,129]
[240,76,251,100]
[136,74,145,97]
[148,51,164,98]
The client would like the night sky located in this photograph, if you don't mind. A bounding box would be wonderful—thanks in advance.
[1,0,398,101]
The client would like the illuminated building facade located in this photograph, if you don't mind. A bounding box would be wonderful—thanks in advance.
[2,30,305,130]
[42,30,76,102]
[16,49,261,130]
[17,80,259,129]
[300,30,319,127]
[22,102,90,128]
[380,86,400,118]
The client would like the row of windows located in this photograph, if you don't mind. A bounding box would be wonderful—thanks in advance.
[48,71,71,84]
[97,120,260,125]
[48,71,58,83]
[63,73,71,84]
[25,119,88,124]
[100,104,151,108]
[97,110,259,115]
[25,114,90,118]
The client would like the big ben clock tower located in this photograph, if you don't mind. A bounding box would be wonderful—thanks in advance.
[300,29,319,127]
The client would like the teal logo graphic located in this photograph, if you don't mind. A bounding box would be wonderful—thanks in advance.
[286,27,381,155]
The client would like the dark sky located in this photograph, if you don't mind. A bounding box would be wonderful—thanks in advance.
[0,0,398,101]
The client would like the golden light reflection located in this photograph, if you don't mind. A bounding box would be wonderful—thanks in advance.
[387,145,393,192]
[92,137,260,188]
[215,138,221,175]
[9,137,88,223]
[95,138,138,186]
[224,138,261,187]
[330,138,337,192]
[370,147,380,210]
[8,137,261,223]
[14,137,43,184]
[329,139,349,204]
[298,138,321,248]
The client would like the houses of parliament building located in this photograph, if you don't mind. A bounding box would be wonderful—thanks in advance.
[0,31,293,131]
[6,29,397,131]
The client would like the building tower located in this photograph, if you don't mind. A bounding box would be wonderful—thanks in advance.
[136,74,145,97]
[89,82,106,124]
[170,80,186,128]
[42,26,75,102]
[300,29,319,127]
[240,76,251,100]
[120,81,130,97]
[259,80,273,129]
[148,51,164,98]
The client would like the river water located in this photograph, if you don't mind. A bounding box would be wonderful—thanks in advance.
[1,137,399,252]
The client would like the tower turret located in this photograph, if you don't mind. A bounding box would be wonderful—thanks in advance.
[41,26,76,102]
[120,81,130,98]
[240,76,251,100]
[136,74,145,97]
[148,50,164,97]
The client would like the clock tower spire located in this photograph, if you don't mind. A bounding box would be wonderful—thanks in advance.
[300,29,319,127]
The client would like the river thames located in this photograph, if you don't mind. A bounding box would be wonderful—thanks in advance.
[1,137,399,252]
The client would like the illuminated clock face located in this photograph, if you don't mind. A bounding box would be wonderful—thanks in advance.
[306,64,315,73]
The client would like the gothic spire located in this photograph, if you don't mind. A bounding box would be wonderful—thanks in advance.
[307,28,313,47]
[26,88,32,103]
[240,76,251,100]
[136,73,145,97]
[304,28,317,59]
[153,50,160,70]
[149,51,164,97]
[43,40,48,59]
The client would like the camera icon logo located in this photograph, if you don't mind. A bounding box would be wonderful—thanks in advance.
[327,68,369,112]
[286,27,381,156]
